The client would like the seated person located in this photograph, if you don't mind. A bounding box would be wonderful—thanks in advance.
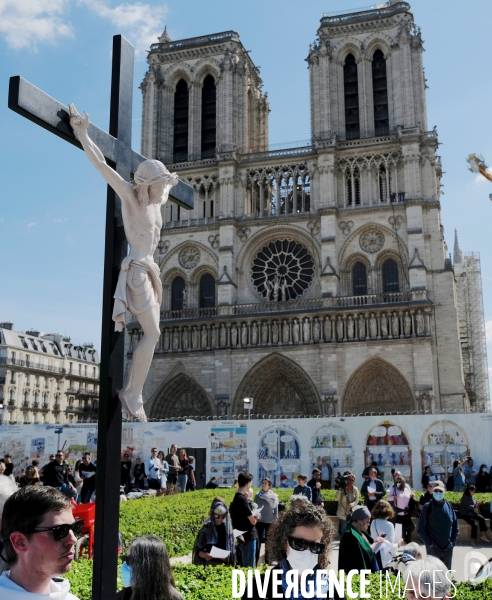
[192,500,236,566]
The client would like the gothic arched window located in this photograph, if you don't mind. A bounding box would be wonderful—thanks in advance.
[379,164,391,202]
[199,273,216,308]
[346,168,361,206]
[382,259,399,293]
[372,49,389,135]
[201,75,216,158]
[171,276,185,310]
[344,54,360,140]
[173,79,189,162]
[352,262,367,296]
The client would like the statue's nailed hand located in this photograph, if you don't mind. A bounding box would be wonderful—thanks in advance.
[69,103,90,138]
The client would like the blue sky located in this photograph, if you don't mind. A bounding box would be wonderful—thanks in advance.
[1,0,492,383]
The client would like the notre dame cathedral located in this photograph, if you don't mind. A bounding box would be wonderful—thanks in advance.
[128,1,473,420]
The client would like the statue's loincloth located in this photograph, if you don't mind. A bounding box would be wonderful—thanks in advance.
[112,256,162,332]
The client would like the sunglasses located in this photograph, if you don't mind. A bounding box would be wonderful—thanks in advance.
[24,520,85,541]
[287,535,325,555]
[214,514,226,519]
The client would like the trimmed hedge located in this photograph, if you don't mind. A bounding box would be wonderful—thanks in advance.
[66,562,492,600]
[118,489,492,557]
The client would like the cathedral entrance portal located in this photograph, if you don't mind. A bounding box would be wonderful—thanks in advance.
[342,357,415,414]
[233,353,320,415]
[148,373,214,419]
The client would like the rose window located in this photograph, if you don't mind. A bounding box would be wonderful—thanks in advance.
[251,239,314,301]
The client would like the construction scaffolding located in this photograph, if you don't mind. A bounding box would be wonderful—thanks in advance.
[453,231,490,411]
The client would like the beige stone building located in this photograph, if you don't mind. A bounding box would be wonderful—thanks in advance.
[132,1,471,419]
[0,323,99,424]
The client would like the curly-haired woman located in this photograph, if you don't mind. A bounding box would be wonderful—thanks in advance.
[242,503,335,600]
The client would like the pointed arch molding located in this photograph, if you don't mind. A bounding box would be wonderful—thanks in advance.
[342,357,415,414]
[339,222,408,269]
[233,353,321,415]
[160,240,219,278]
[146,371,214,419]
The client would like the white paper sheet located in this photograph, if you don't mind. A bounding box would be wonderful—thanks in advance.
[209,546,230,559]
[81,471,95,478]
[394,523,403,541]
[233,529,247,538]
[252,508,262,517]
[367,486,376,495]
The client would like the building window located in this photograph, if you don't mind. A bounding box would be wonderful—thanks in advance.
[199,274,216,308]
[379,164,391,202]
[352,262,368,296]
[372,49,389,136]
[201,75,216,159]
[344,54,360,140]
[171,276,185,310]
[173,79,189,163]
[346,168,361,206]
[382,259,399,293]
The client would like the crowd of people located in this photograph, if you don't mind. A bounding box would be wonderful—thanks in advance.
[0,451,491,598]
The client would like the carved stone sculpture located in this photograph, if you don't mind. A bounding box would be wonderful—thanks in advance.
[283,320,290,344]
[416,310,425,336]
[404,312,411,336]
[324,317,331,341]
[281,278,287,302]
[220,324,227,347]
[69,104,178,421]
[303,318,310,343]
[210,325,217,348]
[192,326,199,349]
[347,316,354,340]
[292,319,300,343]
[381,313,388,337]
[261,321,268,344]
[182,287,188,309]
[201,326,208,349]
[251,322,258,346]
[172,328,180,350]
[182,326,189,349]
[369,314,377,338]
[272,321,279,344]
[336,316,344,340]
[358,314,365,339]
[313,318,320,342]
[163,328,170,351]
[392,312,399,337]
[231,324,238,346]
[241,323,248,346]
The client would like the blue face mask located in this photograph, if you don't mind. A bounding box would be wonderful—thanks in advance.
[433,492,444,501]
[121,561,132,588]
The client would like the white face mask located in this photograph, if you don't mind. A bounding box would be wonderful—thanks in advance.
[287,547,319,572]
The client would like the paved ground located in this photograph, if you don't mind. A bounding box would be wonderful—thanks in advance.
[170,540,492,583]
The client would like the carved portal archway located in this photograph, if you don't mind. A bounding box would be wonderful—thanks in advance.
[233,353,321,415]
[148,374,214,419]
[342,357,415,413]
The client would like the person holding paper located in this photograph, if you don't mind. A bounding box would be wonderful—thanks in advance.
[370,500,404,568]
[230,472,259,567]
[78,452,96,504]
[254,478,279,565]
[338,506,386,573]
[388,475,414,543]
[192,500,236,566]
[360,467,385,512]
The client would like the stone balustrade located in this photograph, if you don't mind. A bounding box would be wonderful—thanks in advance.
[131,304,432,355]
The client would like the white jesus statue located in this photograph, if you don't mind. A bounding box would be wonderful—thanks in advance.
[69,104,178,422]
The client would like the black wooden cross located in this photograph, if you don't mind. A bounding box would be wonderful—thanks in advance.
[8,35,194,600]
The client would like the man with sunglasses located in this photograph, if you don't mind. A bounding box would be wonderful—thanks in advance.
[0,486,81,598]
[78,453,97,504]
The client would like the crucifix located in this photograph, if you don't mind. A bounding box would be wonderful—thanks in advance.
[9,35,194,599]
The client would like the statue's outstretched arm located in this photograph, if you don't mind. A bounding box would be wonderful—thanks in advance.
[69,103,132,199]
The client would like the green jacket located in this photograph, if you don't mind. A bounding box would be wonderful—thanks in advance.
[338,522,377,572]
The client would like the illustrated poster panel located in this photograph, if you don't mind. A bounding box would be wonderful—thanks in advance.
[258,427,300,488]
[421,420,470,486]
[210,426,248,487]
[365,422,412,487]
[310,423,354,488]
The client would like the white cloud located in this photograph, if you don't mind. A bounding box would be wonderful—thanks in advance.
[474,173,492,186]
[53,217,68,223]
[0,217,4,223]
[27,222,36,228]
[486,320,492,344]
[77,0,167,55]
[0,0,74,51]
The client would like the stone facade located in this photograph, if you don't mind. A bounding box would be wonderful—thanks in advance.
[134,2,468,419]
[0,323,100,424]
